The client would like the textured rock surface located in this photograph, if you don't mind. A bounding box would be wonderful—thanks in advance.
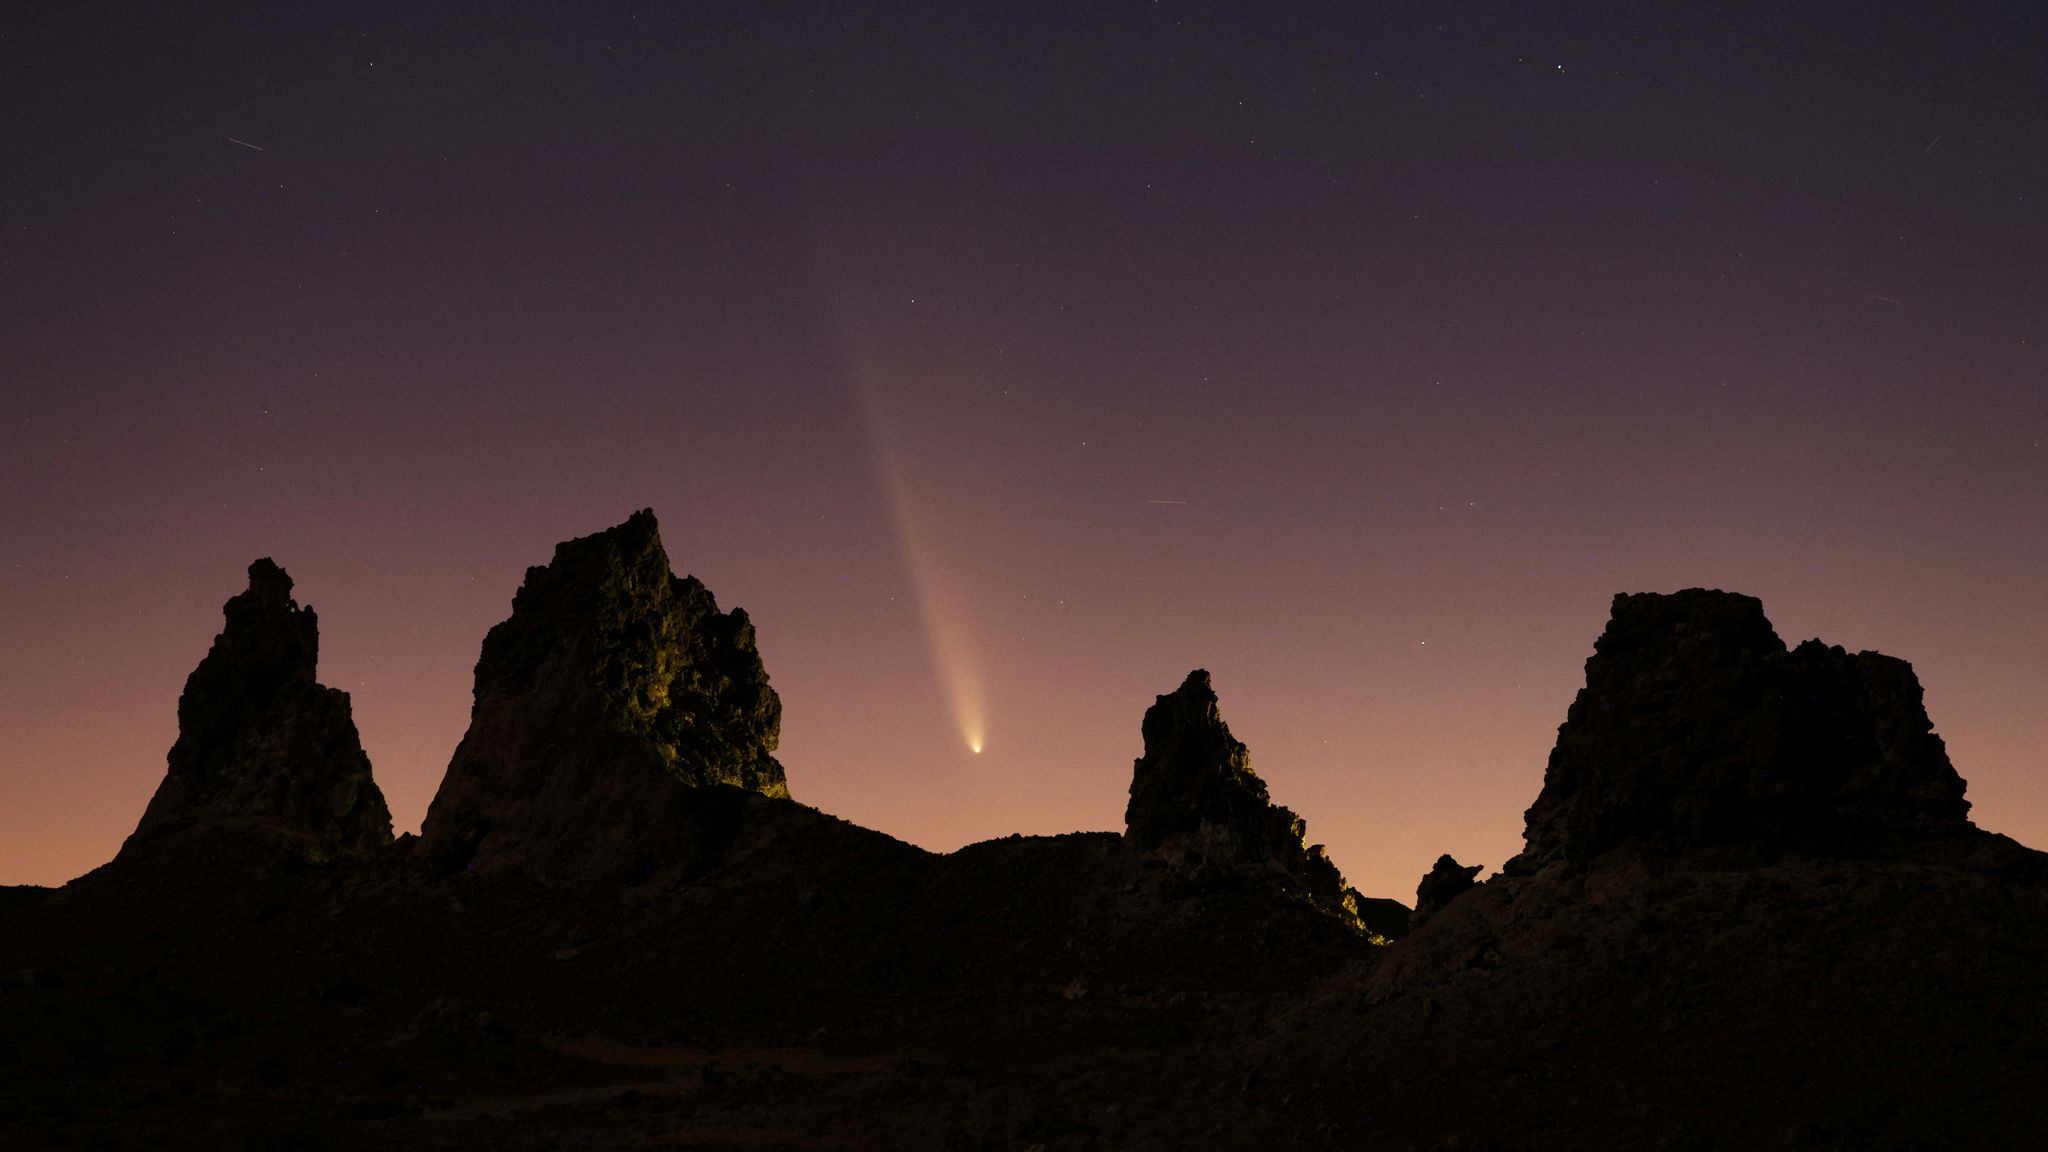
[1512,589,1970,870]
[1124,669,1365,927]
[1410,853,1481,928]
[121,560,391,857]
[419,510,787,881]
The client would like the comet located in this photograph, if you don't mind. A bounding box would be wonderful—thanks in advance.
[848,350,988,758]
[874,441,987,756]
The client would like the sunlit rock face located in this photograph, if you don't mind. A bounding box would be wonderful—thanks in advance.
[1125,669,1368,928]
[420,510,786,881]
[122,560,392,858]
[1511,589,1970,871]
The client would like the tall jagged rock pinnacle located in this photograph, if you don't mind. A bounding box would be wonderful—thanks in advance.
[1510,589,1970,871]
[1125,669,1367,928]
[420,510,786,881]
[121,559,392,857]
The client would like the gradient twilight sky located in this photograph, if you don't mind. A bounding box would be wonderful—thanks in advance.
[4,2,2045,899]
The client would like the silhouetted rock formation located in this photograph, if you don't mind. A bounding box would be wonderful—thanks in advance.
[1125,669,1366,927]
[121,560,391,858]
[420,511,787,881]
[1510,589,1971,871]
[14,557,2048,1151]
[1410,854,1481,928]
[1400,848,1482,926]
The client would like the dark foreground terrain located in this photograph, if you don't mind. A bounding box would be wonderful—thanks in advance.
[4,512,2043,1150]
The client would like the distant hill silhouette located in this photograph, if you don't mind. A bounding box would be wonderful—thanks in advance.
[3,513,2041,1150]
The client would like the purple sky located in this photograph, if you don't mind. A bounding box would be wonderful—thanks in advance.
[4,2,2044,900]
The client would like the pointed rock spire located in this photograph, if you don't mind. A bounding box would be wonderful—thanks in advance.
[122,559,392,856]
[1125,669,1366,927]
[420,510,787,881]
[1511,589,1970,871]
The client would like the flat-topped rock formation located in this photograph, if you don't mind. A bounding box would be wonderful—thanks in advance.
[1510,589,1971,871]
[1125,669,1374,929]
[119,559,391,860]
[419,510,787,882]
[1374,588,2015,1004]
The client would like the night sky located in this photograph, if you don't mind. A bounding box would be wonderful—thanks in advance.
[5,2,2045,900]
